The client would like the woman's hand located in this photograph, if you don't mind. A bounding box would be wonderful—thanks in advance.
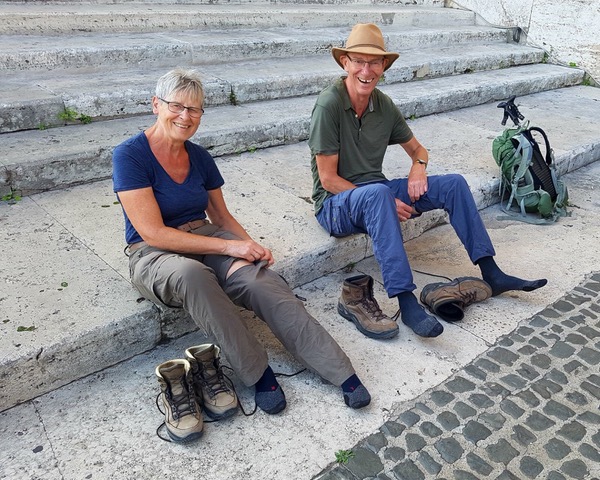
[224,239,275,266]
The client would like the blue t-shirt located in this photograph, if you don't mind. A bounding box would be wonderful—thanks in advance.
[112,132,225,244]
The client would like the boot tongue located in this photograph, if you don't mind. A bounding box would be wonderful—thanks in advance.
[162,363,187,396]
[194,346,217,376]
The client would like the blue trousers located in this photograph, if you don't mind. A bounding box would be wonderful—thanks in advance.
[316,174,496,297]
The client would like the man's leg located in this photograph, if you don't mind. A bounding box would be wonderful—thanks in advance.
[317,184,443,337]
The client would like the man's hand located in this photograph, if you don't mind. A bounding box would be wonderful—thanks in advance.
[407,165,428,202]
[395,198,414,222]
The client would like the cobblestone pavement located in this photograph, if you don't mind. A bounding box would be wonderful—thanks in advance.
[315,272,600,480]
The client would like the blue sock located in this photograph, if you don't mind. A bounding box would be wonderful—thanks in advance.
[397,292,443,337]
[341,374,371,409]
[478,256,547,297]
[254,365,279,392]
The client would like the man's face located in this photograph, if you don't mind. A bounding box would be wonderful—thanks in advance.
[341,53,387,98]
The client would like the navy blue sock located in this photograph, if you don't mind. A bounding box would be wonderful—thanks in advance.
[397,292,443,337]
[341,374,371,409]
[341,374,361,393]
[477,256,547,297]
[254,365,279,392]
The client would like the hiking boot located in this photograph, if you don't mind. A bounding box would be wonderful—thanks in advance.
[420,276,492,322]
[185,344,239,420]
[338,274,399,339]
[156,359,204,443]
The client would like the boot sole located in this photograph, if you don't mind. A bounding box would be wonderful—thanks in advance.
[203,403,239,421]
[337,303,399,340]
[166,428,204,443]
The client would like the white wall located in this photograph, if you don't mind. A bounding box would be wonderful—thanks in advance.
[447,0,600,81]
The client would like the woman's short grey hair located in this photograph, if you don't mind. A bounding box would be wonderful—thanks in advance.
[155,68,204,105]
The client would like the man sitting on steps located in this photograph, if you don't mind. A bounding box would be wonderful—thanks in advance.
[309,23,548,340]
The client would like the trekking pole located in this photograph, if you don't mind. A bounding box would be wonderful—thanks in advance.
[497,95,524,126]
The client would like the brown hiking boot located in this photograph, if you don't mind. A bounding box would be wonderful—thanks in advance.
[156,359,204,443]
[420,276,492,322]
[185,344,238,420]
[338,274,399,339]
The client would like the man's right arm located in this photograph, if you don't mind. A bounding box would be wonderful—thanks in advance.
[315,153,357,194]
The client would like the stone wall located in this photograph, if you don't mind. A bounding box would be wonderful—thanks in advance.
[447,0,600,81]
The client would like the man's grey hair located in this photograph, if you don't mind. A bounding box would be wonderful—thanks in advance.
[155,68,204,105]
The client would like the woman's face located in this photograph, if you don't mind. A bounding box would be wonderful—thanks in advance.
[152,90,204,143]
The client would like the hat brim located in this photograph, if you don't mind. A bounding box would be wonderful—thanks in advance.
[332,47,399,72]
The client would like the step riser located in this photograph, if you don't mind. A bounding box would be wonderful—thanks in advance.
[0,28,508,73]
[1,68,583,195]
[0,49,544,133]
[0,9,474,36]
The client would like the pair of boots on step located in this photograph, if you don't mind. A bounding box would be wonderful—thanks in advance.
[156,343,370,443]
[339,256,547,339]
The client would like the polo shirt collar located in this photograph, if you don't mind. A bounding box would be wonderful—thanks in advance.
[336,77,375,115]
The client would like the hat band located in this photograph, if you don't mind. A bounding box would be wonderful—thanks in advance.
[346,43,387,52]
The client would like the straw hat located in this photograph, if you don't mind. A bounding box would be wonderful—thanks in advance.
[332,23,399,72]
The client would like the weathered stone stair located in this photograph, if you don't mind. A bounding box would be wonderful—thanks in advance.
[1,0,598,413]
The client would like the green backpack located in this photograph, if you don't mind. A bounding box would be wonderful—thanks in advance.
[492,121,569,224]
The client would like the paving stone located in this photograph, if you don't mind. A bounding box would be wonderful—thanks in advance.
[399,411,420,428]
[564,359,586,373]
[364,432,388,453]
[593,431,600,448]
[553,300,576,312]
[516,326,535,336]
[519,456,544,479]
[316,466,355,480]
[445,377,476,394]
[544,398,577,420]
[562,318,578,328]
[434,437,464,464]
[565,333,588,345]
[454,401,477,419]
[417,451,441,475]
[392,459,424,480]
[495,470,521,480]
[524,411,556,431]
[498,337,514,347]
[377,473,392,480]
[577,325,600,339]
[486,439,519,465]
[419,421,442,438]
[437,411,460,431]
[531,379,563,399]
[546,368,568,385]
[453,470,479,480]
[487,347,519,366]
[474,358,501,373]
[564,391,588,406]
[559,459,589,480]
[500,399,525,419]
[544,438,572,460]
[430,390,455,407]
[517,363,541,381]
[405,433,427,453]
[577,410,600,424]
[546,472,567,480]
[578,347,600,365]
[415,403,433,415]
[343,446,384,479]
[584,280,600,292]
[581,381,600,399]
[587,373,600,386]
[463,420,492,444]
[482,382,510,398]
[463,365,487,381]
[551,324,565,334]
[381,421,406,438]
[480,412,506,431]
[530,315,551,327]
[500,374,528,389]
[557,420,587,442]
[578,443,600,462]
[518,345,538,355]
[529,336,549,348]
[508,333,526,343]
[465,452,493,476]
[515,390,541,407]
[530,353,552,369]
[384,447,406,463]
[512,425,538,446]
[549,341,577,358]
[468,393,494,408]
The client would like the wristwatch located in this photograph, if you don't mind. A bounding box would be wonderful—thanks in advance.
[415,159,428,168]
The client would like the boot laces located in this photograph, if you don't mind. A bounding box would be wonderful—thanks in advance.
[357,296,386,321]
[157,378,198,421]
[196,358,233,398]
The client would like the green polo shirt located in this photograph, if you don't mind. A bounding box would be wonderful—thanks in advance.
[309,77,414,214]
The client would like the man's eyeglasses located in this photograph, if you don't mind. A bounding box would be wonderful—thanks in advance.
[158,98,204,118]
[346,56,385,69]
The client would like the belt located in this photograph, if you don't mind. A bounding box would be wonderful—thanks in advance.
[127,219,211,255]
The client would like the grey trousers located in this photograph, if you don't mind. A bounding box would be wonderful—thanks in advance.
[128,224,355,387]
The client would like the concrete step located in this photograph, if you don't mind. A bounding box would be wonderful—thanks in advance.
[0,4,469,35]
[0,41,543,134]
[0,63,584,196]
[1,85,599,412]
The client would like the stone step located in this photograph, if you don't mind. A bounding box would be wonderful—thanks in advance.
[1,85,599,412]
[0,4,469,36]
[0,63,584,196]
[0,40,541,134]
